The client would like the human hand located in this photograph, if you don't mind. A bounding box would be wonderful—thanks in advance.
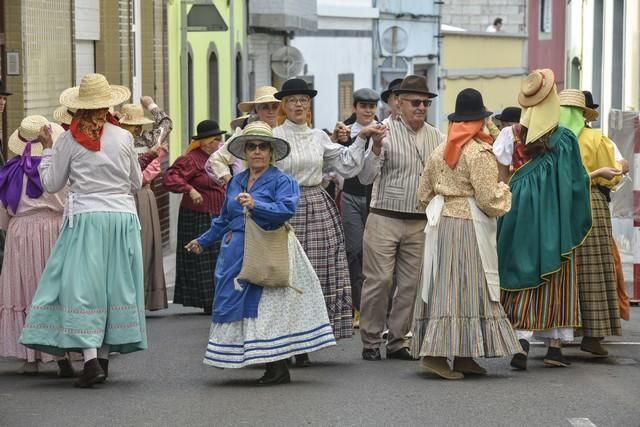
[38,125,54,149]
[332,122,349,143]
[140,96,155,110]
[235,192,254,209]
[359,123,387,140]
[591,167,622,181]
[189,188,204,205]
[221,175,232,184]
[185,239,203,255]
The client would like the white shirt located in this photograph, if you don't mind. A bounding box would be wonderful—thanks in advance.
[486,25,498,32]
[492,126,516,166]
[273,120,367,187]
[39,123,141,220]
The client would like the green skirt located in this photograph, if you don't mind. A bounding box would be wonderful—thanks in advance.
[19,212,147,356]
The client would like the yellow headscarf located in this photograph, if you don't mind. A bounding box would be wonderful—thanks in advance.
[520,85,560,145]
[186,135,218,154]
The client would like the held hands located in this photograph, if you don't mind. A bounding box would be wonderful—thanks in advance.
[235,192,254,209]
[359,123,387,155]
[185,239,203,255]
[37,125,54,149]
[140,96,157,110]
[189,188,204,205]
[331,122,350,143]
[591,167,622,181]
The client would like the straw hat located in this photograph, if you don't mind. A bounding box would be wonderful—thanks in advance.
[559,89,599,122]
[518,69,555,107]
[238,86,279,113]
[230,114,250,130]
[59,73,130,110]
[8,115,65,156]
[53,105,75,125]
[119,104,154,126]
[228,121,290,161]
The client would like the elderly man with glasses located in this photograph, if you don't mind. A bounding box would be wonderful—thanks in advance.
[358,75,443,361]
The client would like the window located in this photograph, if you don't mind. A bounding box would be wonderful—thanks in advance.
[209,51,219,124]
[338,73,354,122]
[539,0,552,35]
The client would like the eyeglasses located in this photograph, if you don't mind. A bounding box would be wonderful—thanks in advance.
[245,142,271,152]
[286,96,310,106]
[405,99,432,107]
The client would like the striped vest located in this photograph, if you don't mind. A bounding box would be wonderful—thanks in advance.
[370,119,442,214]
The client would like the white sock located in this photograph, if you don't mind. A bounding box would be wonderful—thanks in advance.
[82,348,98,361]
[97,344,110,360]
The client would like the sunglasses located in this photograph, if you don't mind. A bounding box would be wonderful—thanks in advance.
[405,99,432,107]
[245,142,271,152]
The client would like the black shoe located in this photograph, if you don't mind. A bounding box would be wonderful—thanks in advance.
[257,360,290,385]
[74,359,106,388]
[510,339,530,370]
[57,359,76,378]
[386,347,417,361]
[294,353,311,368]
[544,347,571,368]
[96,358,109,383]
[362,348,381,361]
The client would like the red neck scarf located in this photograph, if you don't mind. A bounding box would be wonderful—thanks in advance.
[443,120,493,169]
[69,113,119,151]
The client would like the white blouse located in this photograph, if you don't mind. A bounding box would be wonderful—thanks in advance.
[274,120,366,187]
[492,126,516,166]
[39,123,142,221]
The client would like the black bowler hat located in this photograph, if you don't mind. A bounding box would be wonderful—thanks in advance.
[393,75,438,99]
[0,80,11,96]
[192,119,226,140]
[447,88,492,122]
[494,106,521,123]
[582,90,599,109]
[274,78,317,100]
[381,78,404,103]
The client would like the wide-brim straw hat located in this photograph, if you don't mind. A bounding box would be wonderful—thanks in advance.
[230,114,250,130]
[59,73,130,110]
[8,115,65,156]
[518,69,555,107]
[559,89,599,122]
[228,121,290,161]
[119,103,154,126]
[238,86,279,113]
[53,105,75,125]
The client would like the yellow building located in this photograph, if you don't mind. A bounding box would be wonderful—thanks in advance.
[439,30,527,132]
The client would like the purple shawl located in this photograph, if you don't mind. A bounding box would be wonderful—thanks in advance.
[0,141,44,213]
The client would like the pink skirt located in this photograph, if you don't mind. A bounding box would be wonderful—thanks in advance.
[0,210,63,362]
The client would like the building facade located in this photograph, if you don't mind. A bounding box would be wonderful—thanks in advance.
[526,0,566,90]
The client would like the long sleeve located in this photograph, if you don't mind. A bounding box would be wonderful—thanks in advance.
[138,107,173,148]
[492,127,515,166]
[142,150,166,185]
[163,155,197,194]
[126,135,142,192]
[251,175,300,224]
[417,158,435,212]
[358,142,385,185]
[138,151,158,171]
[38,143,71,194]
[592,135,623,188]
[320,132,366,178]
[197,197,230,248]
[468,147,511,217]
[206,136,239,182]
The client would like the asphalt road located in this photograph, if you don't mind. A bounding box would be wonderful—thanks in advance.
[1,304,639,427]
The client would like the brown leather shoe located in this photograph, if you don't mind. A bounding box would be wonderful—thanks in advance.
[453,357,487,375]
[581,337,608,356]
[57,359,75,378]
[74,359,105,388]
[421,356,464,380]
[96,358,109,383]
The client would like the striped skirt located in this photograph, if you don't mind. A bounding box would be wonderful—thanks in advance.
[203,232,336,368]
[575,188,621,337]
[411,217,521,358]
[174,208,220,311]
[289,186,353,339]
[501,254,581,331]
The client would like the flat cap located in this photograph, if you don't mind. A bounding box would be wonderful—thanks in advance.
[353,88,380,104]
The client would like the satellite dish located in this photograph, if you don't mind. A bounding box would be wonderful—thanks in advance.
[271,46,305,78]
[382,26,408,54]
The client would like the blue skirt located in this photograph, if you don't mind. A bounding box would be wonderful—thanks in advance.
[19,212,147,356]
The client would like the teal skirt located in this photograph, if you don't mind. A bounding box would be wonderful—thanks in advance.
[19,212,147,356]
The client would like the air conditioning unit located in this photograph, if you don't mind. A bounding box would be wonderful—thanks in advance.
[378,19,438,58]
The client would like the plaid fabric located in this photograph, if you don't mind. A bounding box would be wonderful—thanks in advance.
[290,186,353,339]
[501,254,581,331]
[575,188,621,337]
[174,208,220,310]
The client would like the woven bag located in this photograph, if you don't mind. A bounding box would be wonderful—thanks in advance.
[234,211,297,291]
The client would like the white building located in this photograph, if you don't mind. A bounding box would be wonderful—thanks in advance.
[290,0,379,130]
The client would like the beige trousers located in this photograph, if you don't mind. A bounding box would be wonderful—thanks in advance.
[359,213,426,352]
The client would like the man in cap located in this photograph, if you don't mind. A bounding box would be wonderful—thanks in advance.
[358,75,444,361]
[335,88,380,325]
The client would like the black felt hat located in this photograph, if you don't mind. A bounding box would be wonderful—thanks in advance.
[193,120,225,140]
[0,79,12,96]
[582,90,599,109]
[380,78,404,103]
[447,88,492,122]
[274,78,317,100]
[494,106,521,123]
